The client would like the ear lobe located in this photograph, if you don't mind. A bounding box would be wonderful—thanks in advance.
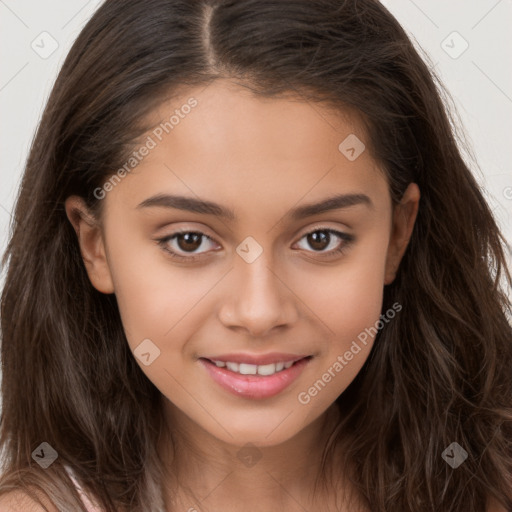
[64,195,115,294]
[384,183,420,285]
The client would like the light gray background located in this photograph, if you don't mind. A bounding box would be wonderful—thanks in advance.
[1,0,511,288]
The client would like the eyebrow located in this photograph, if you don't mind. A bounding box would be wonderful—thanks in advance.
[136,192,373,220]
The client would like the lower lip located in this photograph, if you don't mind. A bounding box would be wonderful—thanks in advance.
[200,357,311,399]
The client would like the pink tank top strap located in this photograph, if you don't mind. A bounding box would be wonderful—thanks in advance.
[64,465,103,512]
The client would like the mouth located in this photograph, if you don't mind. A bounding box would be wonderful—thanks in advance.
[199,354,313,399]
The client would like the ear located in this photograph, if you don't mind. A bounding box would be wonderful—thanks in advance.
[384,183,420,285]
[64,196,115,294]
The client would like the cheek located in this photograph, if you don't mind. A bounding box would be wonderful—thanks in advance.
[291,229,389,406]
[104,227,199,350]
[294,227,389,337]
[107,246,205,404]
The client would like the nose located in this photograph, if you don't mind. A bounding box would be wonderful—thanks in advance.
[217,251,298,337]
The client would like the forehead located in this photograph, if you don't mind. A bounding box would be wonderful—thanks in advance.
[145,79,369,162]
[103,79,389,217]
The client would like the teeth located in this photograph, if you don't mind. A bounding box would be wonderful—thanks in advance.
[257,363,276,376]
[226,362,239,372]
[238,363,257,375]
[211,359,297,376]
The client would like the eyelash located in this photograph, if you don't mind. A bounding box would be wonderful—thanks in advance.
[155,227,354,262]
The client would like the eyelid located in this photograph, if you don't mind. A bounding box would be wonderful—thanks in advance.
[154,225,222,263]
[295,222,352,239]
[292,226,354,255]
[161,228,220,249]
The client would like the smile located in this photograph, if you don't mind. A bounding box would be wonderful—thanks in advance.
[210,360,295,376]
[199,354,312,399]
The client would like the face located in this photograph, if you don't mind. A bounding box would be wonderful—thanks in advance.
[65,79,419,449]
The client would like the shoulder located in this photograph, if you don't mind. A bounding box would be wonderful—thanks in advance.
[0,490,58,512]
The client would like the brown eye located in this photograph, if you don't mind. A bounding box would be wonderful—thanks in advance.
[295,228,354,256]
[156,230,220,261]
[306,230,331,251]
[176,232,203,252]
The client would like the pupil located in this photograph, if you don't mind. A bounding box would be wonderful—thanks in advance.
[308,231,329,251]
[177,233,201,252]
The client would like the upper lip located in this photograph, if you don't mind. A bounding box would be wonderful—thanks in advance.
[201,353,311,365]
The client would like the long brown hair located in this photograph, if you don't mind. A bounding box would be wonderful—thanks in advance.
[1,0,511,510]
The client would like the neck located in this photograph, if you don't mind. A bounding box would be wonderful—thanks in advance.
[160,402,344,511]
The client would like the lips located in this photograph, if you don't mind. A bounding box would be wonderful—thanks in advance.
[199,354,312,399]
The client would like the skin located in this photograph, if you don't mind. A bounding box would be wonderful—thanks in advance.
[64,79,421,511]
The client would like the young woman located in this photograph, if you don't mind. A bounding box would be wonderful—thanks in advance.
[1,0,511,510]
